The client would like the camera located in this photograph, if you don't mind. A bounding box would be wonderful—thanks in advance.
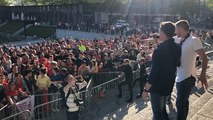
[75,76,82,82]
[74,98,83,106]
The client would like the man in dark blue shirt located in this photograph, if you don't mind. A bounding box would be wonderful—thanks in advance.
[116,59,133,103]
[142,22,181,120]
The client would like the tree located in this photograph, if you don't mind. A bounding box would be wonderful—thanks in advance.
[0,0,9,6]
[206,0,213,11]
[6,0,114,6]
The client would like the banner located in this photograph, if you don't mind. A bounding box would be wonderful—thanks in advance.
[16,95,35,115]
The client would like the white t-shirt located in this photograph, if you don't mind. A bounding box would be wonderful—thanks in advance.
[136,53,143,62]
[175,35,203,82]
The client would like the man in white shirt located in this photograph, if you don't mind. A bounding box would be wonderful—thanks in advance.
[175,20,208,120]
[136,50,145,62]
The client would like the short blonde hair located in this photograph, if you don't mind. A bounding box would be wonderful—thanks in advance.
[175,20,189,31]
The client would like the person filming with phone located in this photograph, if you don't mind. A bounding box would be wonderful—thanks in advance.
[62,75,87,120]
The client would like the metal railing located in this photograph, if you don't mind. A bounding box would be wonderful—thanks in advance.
[0,104,9,120]
[34,92,61,106]
[90,72,125,99]
[0,104,20,120]
[33,98,63,120]
[92,72,121,87]
[1,62,141,120]
[206,50,213,60]
[203,42,213,52]
[32,90,90,120]
[2,110,31,120]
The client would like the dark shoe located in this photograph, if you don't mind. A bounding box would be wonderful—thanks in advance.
[116,94,122,98]
[136,94,142,99]
[126,99,133,103]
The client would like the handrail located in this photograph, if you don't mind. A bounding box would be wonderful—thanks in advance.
[0,104,9,111]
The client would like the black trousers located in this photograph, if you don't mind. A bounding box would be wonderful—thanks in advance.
[176,76,196,120]
[150,92,169,120]
[118,80,133,100]
[66,111,79,120]
[132,76,147,95]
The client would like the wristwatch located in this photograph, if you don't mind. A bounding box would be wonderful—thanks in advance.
[144,89,150,92]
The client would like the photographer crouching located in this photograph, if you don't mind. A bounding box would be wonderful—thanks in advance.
[62,75,87,120]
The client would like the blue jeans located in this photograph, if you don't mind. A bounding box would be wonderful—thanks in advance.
[150,92,169,120]
[176,76,196,120]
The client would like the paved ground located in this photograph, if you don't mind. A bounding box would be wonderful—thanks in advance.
[56,29,115,40]
[52,61,213,120]
[1,29,115,47]
[96,61,213,120]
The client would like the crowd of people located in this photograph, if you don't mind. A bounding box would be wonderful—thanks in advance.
[0,31,158,119]
[0,19,213,120]
[57,21,159,37]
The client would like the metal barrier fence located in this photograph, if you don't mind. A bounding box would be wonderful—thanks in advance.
[90,72,125,99]
[206,50,213,60]
[33,98,63,120]
[34,92,61,108]
[92,72,120,86]
[1,62,141,120]
[0,104,20,120]
[0,104,9,120]
[33,90,90,120]
[203,42,213,52]
[2,110,31,120]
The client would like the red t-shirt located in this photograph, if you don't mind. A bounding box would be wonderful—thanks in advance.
[2,80,8,86]
[39,58,50,69]
[47,69,54,77]
[16,80,24,91]
[6,88,21,97]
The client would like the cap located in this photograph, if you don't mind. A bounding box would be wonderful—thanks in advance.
[82,60,86,64]
[61,68,67,72]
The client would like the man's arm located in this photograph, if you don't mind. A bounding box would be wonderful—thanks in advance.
[196,48,208,88]
[142,50,160,100]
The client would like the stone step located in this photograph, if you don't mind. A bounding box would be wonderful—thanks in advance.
[99,61,213,120]
[0,22,7,27]
[100,86,211,120]
[100,82,211,120]
[12,24,33,36]
[107,100,153,120]
[187,86,213,119]
[190,93,213,120]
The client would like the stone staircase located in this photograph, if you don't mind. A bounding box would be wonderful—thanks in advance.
[12,24,33,36]
[189,87,213,120]
[100,61,213,120]
[0,22,7,27]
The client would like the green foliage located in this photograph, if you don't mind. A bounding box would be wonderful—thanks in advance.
[0,0,9,6]
[6,0,125,5]
[0,33,24,43]
[0,22,24,34]
[20,26,56,38]
[206,0,213,11]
